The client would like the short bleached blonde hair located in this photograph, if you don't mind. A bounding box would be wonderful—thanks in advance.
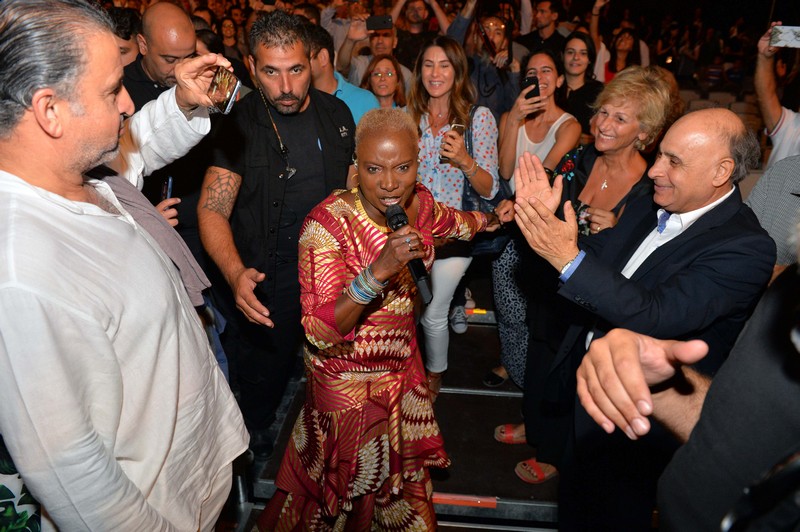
[355,108,419,153]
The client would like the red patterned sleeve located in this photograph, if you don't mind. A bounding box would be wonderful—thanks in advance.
[428,193,488,241]
[298,205,356,350]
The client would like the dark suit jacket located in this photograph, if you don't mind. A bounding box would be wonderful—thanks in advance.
[538,188,776,530]
[561,186,776,374]
[529,189,775,460]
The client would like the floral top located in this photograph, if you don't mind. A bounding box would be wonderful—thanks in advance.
[415,105,500,208]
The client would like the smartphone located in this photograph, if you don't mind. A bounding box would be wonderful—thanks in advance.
[439,123,466,164]
[450,123,466,136]
[367,14,393,30]
[207,67,241,115]
[522,75,540,99]
[770,26,800,49]
[161,175,174,201]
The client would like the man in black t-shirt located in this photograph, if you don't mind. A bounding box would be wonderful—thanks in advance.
[516,0,566,57]
[198,11,355,459]
[391,0,449,69]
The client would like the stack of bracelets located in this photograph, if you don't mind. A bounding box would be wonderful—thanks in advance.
[346,265,389,305]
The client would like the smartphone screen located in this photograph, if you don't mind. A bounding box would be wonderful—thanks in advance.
[207,67,242,115]
[770,26,800,49]
[161,175,174,201]
[522,75,540,99]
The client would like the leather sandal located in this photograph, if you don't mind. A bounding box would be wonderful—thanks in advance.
[494,423,526,444]
[426,371,443,403]
[514,458,558,484]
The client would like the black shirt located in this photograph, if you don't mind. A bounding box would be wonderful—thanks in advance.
[659,266,800,530]
[516,29,566,57]
[208,88,355,288]
[269,104,326,260]
[395,28,439,70]
[562,79,604,136]
[123,56,168,111]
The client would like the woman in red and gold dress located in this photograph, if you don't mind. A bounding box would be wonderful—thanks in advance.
[259,109,498,530]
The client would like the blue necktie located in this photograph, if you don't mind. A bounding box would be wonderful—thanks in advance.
[657,211,671,234]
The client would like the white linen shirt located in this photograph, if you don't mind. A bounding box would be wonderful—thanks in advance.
[0,171,247,530]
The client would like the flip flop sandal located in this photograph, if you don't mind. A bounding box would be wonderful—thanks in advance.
[514,458,558,484]
[493,423,526,444]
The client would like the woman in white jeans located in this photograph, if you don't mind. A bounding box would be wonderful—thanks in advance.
[406,36,499,401]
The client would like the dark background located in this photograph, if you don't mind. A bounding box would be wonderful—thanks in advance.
[571,0,799,36]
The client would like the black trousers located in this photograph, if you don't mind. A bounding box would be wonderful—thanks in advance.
[223,264,303,432]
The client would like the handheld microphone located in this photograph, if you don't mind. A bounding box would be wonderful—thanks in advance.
[385,204,433,305]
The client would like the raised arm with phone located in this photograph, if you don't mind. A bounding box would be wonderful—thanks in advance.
[756,21,800,168]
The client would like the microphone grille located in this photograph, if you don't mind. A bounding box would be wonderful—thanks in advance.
[385,204,408,231]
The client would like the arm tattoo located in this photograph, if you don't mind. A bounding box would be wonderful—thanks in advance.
[202,168,241,219]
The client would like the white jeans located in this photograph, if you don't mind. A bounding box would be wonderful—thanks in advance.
[420,256,473,373]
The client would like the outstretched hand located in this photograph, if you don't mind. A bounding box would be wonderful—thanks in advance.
[494,198,515,224]
[347,14,369,41]
[174,53,234,112]
[576,329,709,439]
[231,267,273,327]
[513,152,562,214]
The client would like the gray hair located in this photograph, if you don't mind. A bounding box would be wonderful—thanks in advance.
[249,9,310,58]
[0,0,113,139]
[727,127,761,184]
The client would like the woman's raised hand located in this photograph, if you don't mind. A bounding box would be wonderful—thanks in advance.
[513,152,562,214]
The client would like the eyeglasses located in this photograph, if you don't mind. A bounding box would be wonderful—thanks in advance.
[371,71,396,79]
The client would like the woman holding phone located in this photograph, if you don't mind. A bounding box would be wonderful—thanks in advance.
[484,49,580,396]
[406,35,500,401]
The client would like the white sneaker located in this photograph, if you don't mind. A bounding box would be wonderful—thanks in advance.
[449,306,468,334]
[464,288,476,309]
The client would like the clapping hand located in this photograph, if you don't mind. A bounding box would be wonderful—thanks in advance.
[513,152,562,214]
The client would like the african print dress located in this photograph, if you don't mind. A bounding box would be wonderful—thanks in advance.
[259,184,487,531]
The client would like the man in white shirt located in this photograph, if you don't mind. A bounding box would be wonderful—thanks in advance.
[0,1,248,530]
[512,108,776,530]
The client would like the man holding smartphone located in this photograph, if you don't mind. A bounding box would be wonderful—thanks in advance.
[336,14,413,92]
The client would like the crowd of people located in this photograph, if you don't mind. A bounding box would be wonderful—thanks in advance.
[0,0,799,530]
